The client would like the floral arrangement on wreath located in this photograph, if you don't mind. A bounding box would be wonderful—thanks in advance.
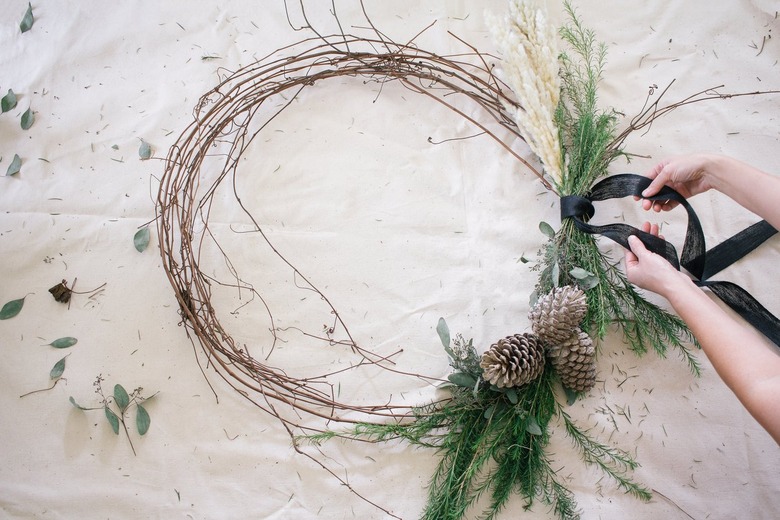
[307,2,700,519]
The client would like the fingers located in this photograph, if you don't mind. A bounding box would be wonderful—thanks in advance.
[639,160,669,210]
[626,235,646,264]
[642,175,668,199]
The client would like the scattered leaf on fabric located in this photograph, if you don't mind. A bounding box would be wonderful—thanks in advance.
[136,404,150,435]
[138,140,152,160]
[21,108,34,130]
[6,154,21,176]
[133,227,151,252]
[48,337,78,349]
[50,356,67,379]
[19,3,33,33]
[1,89,17,113]
[0,297,25,319]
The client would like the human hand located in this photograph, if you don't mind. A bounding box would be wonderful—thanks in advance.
[639,154,716,212]
[624,222,688,298]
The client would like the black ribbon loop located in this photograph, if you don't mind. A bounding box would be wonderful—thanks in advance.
[561,173,780,347]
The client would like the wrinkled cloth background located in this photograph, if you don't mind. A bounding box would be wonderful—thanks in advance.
[1,1,778,519]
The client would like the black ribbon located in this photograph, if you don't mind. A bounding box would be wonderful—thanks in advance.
[560,173,780,346]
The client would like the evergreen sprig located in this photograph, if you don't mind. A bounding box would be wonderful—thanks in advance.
[302,368,647,520]
[541,3,699,365]
[555,1,622,196]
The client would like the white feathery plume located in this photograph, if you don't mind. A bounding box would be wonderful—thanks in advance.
[487,0,563,185]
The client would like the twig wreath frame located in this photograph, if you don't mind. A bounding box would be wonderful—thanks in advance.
[156,1,779,518]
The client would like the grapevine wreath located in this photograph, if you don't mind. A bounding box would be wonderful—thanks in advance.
[156,1,779,518]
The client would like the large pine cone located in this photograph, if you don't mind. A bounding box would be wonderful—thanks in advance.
[547,329,596,392]
[480,333,545,388]
[529,285,587,345]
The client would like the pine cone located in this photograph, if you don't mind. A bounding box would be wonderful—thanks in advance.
[480,333,545,388]
[547,329,596,392]
[529,285,587,345]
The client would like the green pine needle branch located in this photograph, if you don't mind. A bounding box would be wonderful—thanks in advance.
[300,368,648,520]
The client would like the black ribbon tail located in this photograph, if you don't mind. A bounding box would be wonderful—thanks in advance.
[701,281,780,347]
[698,220,777,279]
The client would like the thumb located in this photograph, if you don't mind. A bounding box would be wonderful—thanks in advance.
[641,175,667,198]
[627,235,647,257]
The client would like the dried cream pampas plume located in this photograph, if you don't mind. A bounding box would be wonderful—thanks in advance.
[487,0,563,186]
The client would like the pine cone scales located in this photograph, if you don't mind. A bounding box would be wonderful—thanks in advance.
[480,333,545,388]
[548,330,596,392]
[529,285,587,344]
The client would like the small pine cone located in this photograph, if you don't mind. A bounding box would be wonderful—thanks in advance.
[529,285,587,345]
[480,333,545,388]
[547,329,597,392]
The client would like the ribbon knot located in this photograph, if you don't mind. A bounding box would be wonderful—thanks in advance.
[560,195,595,222]
[560,174,779,347]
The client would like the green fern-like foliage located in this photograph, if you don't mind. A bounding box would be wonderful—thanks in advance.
[303,369,650,520]
[543,2,699,367]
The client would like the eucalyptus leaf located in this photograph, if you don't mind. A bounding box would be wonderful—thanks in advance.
[138,140,152,160]
[114,384,130,411]
[0,296,25,319]
[483,404,496,420]
[134,227,151,252]
[6,154,21,176]
[1,89,17,113]
[50,356,67,379]
[447,371,477,389]
[436,317,450,349]
[564,386,579,406]
[539,221,555,239]
[21,108,34,130]
[526,417,543,436]
[47,337,77,349]
[579,275,600,291]
[505,388,519,405]
[20,3,33,33]
[569,267,594,280]
[105,406,120,434]
[136,404,150,435]
[69,396,90,411]
[551,261,560,288]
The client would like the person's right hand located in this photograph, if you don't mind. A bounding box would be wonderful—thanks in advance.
[640,154,717,212]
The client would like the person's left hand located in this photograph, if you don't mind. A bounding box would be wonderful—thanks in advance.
[624,222,688,298]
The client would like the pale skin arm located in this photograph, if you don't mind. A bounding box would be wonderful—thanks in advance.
[626,232,780,443]
[641,153,780,230]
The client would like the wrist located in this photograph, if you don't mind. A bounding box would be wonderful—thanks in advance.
[703,154,735,193]
[662,272,700,306]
